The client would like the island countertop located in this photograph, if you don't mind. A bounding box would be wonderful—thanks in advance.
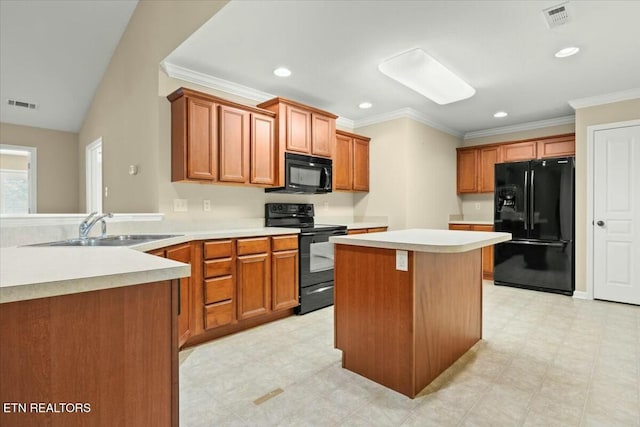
[330,228,511,253]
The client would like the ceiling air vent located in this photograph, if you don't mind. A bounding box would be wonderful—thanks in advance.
[542,2,571,28]
[7,99,38,110]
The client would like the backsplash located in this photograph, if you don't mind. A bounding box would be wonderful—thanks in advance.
[460,193,494,221]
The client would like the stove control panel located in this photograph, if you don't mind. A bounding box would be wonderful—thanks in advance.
[266,203,314,218]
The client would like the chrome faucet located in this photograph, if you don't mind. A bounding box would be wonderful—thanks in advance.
[79,212,113,239]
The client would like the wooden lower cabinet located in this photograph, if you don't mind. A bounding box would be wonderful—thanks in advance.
[272,250,299,311]
[183,234,299,347]
[165,244,192,348]
[348,226,388,235]
[0,281,178,427]
[237,253,270,320]
[449,223,494,279]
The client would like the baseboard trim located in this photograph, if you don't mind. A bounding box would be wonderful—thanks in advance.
[572,290,591,300]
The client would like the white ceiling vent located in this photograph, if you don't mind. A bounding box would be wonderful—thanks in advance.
[7,99,38,110]
[542,2,571,28]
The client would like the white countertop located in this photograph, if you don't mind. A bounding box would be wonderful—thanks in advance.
[330,229,511,253]
[0,247,191,304]
[345,221,388,230]
[0,227,300,303]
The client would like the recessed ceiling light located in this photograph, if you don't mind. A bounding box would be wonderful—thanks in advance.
[493,111,508,118]
[378,48,475,105]
[554,47,580,58]
[273,67,291,77]
[358,102,372,109]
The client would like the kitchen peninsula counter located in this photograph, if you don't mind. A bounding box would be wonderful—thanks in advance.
[330,228,510,398]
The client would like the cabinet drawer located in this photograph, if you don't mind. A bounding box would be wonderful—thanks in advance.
[449,224,473,231]
[204,258,232,278]
[471,225,493,232]
[367,227,387,233]
[347,229,368,235]
[204,276,234,304]
[271,235,298,252]
[237,237,269,255]
[204,240,232,260]
[204,300,233,330]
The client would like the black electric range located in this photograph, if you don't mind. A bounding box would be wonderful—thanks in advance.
[265,203,347,314]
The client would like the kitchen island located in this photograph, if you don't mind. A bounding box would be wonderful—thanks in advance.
[0,247,190,427]
[330,229,511,398]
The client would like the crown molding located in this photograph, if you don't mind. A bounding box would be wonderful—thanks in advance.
[161,62,275,103]
[568,88,640,110]
[336,117,355,130]
[463,115,575,140]
[354,108,463,138]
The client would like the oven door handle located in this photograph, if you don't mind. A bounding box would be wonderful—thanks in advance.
[307,286,333,295]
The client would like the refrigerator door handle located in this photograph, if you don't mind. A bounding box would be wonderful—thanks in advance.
[530,170,535,230]
[524,171,528,231]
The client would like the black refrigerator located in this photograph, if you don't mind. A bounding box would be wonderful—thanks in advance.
[493,157,575,295]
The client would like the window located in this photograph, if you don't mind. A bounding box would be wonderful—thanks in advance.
[86,138,103,213]
[0,145,37,214]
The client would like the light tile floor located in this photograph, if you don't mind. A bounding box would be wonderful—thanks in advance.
[179,282,640,426]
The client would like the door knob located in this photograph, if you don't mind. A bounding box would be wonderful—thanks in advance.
[596,220,605,227]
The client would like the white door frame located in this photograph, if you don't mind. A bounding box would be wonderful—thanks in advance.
[85,138,103,213]
[586,119,640,300]
[0,144,37,213]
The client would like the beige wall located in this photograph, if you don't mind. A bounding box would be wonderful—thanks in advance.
[0,122,79,213]
[0,153,29,170]
[459,122,577,220]
[574,98,640,293]
[353,118,461,230]
[79,0,228,213]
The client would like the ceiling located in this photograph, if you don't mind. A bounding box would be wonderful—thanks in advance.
[164,0,640,136]
[1,1,638,137]
[0,0,138,133]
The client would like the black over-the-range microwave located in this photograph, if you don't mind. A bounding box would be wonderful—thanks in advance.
[265,152,332,194]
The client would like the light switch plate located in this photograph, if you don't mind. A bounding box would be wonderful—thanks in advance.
[396,250,408,271]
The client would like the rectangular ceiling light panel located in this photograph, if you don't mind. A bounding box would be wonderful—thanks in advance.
[378,48,475,105]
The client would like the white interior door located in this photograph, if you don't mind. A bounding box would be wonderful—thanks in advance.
[593,124,640,304]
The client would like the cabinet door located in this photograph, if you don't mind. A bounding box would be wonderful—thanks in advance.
[311,114,334,157]
[218,105,250,183]
[166,244,192,348]
[536,135,575,159]
[457,148,478,193]
[352,138,370,191]
[187,97,217,180]
[472,225,494,279]
[237,253,270,320]
[334,133,353,190]
[272,250,299,311]
[251,113,276,185]
[286,105,311,153]
[502,141,537,162]
[478,146,501,193]
[448,224,473,231]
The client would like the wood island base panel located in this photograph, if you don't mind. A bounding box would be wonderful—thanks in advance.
[334,244,482,398]
[0,280,178,427]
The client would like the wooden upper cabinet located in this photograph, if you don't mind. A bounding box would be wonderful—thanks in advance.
[457,148,478,193]
[334,132,353,191]
[478,146,501,193]
[286,105,312,153]
[334,130,370,192]
[502,141,537,162]
[250,113,276,185]
[168,88,277,187]
[536,135,575,158]
[311,113,335,157]
[183,96,217,181]
[353,138,370,192]
[218,105,250,183]
[257,97,338,160]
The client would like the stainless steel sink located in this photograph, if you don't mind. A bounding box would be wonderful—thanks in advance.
[28,234,182,247]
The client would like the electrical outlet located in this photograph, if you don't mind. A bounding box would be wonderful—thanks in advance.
[104,186,108,198]
[475,203,481,210]
[203,200,211,212]
[323,201,329,211]
[396,250,408,271]
[173,199,188,212]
